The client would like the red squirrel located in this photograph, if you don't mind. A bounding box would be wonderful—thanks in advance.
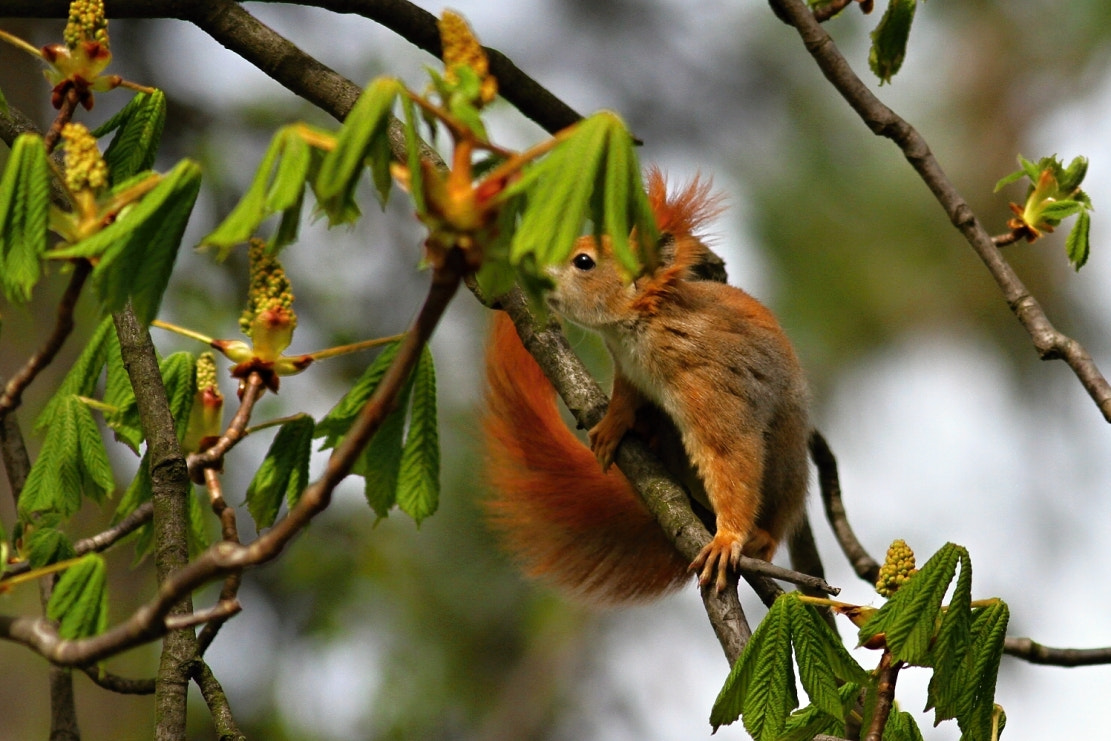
[483,170,810,603]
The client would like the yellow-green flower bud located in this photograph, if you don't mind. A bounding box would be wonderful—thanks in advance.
[439,10,497,106]
[239,239,297,361]
[875,539,917,598]
[182,352,224,454]
[64,0,110,51]
[61,122,108,193]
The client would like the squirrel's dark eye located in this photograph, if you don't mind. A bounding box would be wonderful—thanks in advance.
[572,253,595,271]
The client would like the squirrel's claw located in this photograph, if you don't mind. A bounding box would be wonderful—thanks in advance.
[691,530,744,593]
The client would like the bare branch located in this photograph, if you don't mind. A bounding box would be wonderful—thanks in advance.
[767,0,1111,423]
[810,431,881,584]
[737,555,838,596]
[79,666,155,695]
[1004,637,1111,667]
[0,262,92,422]
[112,305,197,738]
[196,468,242,655]
[191,660,246,741]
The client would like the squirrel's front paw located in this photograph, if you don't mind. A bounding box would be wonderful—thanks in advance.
[690,530,745,593]
[588,411,633,471]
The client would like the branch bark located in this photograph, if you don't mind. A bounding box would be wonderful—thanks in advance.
[112,305,196,741]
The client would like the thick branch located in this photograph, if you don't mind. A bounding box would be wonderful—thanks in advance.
[767,0,1111,423]
[288,0,584,134]
[113,305,197,740]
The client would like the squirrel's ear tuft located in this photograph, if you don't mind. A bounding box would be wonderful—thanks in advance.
[645,166,726,239]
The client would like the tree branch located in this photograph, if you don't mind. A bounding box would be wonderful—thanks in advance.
[112,305,197,740]
[0,262,92,421]
[1004,638,1111,667]
[767,0,1111,423]
[810,430,881,584]
[284,0,584,135]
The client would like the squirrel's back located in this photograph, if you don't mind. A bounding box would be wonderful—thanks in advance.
[482,313,691,604]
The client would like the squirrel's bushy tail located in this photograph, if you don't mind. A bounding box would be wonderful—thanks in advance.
[482,313,691,604]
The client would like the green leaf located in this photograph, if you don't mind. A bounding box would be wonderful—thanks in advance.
[779,682,861,741]
[187,486,211,556]
[0,133,50,303]
[27,527,76,569]
[113,455,154,563]
[315,77,403,223]
[884,710,926,741]
[788,595,868,718]
[927,547,974,724]
[860,542,963,665]
[102,329,143,452]
[114,452,152,524]
[72,393,116,504]
[47,554,108,639]
[507,112,656,285]
[710,594,797,736]
[396,345,439,524]
[36,316,115,432]
[315,340,403,448]
[51,161,203,323]
[356,374,414,519]
[993,168,1027,193]
[1037,198,1083,225]
[20,396,115,519]
[158,352,198,441]
[246,415,315,529]
[958,602,1009,741]
[1059,155,1089,193]
[1066,209,1091,270]
[869,0,918,84]
[203,125,321,255]
[93,90,167,183]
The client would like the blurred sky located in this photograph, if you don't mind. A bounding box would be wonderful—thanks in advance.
[3,1,1111,739]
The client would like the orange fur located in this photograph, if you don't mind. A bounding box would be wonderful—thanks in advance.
[483,314,691,604]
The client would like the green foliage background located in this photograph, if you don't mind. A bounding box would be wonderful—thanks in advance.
[2,1,1111,739]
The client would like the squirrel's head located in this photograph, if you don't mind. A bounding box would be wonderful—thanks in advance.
[546,235,633,329]
[546,168,726,329]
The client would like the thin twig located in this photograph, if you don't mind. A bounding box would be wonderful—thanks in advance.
[196,468,242,655]
[810,431,881,584]
[1004,638,1111,667]
[0,262,92,421]
[80,666,155,695]
[1,502,155,582]
[191,660,246,741]
[737,555,839,595]
[186,374,266,474]
[768,0,1111,423]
